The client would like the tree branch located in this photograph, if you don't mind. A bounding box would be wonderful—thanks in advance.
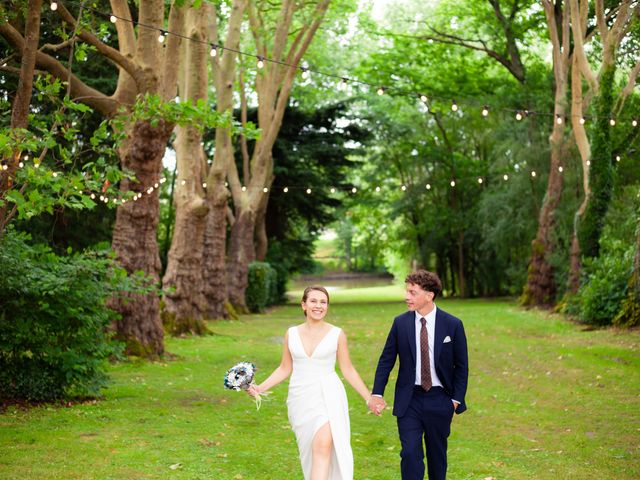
[56,1,143,81]
[0,22,118,116]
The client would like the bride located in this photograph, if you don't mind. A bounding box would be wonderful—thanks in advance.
[248,286,377,480]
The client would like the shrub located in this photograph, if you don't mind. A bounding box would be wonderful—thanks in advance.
[0,230,127,402]
[246,262,277,313]
[569,240,633,326]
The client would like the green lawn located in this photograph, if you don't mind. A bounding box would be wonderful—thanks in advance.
[1,294,639,479]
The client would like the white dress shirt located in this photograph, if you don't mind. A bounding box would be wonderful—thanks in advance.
[414,306,443,388]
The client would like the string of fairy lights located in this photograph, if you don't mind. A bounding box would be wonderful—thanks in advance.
[1,0,637,204]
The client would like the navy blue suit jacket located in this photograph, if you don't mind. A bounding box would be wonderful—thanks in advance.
[372,308,469,417]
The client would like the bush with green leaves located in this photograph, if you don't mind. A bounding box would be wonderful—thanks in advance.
[246,262,278,313]
[0,230,137,402]
[566,239,633,326]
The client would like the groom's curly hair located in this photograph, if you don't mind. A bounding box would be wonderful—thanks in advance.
[405,270,442,298]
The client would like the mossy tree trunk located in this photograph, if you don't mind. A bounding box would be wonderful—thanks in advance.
[522,0,570,307]
[161,6,210,335]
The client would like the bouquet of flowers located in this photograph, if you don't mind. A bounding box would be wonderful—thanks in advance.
[224,362,266,409]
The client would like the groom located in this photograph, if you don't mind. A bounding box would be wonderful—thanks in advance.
[369,270,468,480]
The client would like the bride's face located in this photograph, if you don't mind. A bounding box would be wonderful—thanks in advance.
[302,290,329,321]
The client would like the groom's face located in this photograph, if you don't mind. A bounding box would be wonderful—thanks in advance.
[405,283,434,313]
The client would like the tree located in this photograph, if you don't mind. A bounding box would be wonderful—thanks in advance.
[161,0,247,332]
[567,0,638,291]
[521,0,572,307]
[0,0,42,231]
[1,0,194,356]
[224,0,331,310]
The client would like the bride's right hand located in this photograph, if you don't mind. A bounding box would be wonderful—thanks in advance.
[247,384,261,398]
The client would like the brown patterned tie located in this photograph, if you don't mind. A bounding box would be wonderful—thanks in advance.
[420,317,432,391]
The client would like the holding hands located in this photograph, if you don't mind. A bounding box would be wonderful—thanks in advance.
[367,395,386,416]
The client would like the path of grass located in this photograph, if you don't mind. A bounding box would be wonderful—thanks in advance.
[1,294,639,479]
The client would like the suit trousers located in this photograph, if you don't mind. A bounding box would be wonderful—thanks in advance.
[396,386,454,480]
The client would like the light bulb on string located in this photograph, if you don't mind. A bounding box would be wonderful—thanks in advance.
[202,182,207,188]
[425,184,431,190]
[158,30,167,43]
[330,187,336,194]
[283,187,289,193]
[210,44,218,57]
[241,185,247,191]
[50,1,58,10]
[257,56,264,69]
[338,78,348,91]
[515,111,523,121]
[477,177,483,184]
[451,100,458,112]
[377,87,385,96]
[609,119,616,126]
[420,94,428,103]
[18,161,24,168]
[300,67,309,80]
[401,185,407,191]
[110,14,117,23]
[351,187,357,194]
[616,155,621,162]
[556,115,563,125]
[263,187,269,193]
[450,180,456,187]
[376,186,381,192]
[503,174,509,181]
[306,188,312,194]
[90,193,96,199]
[531,171,537,177]
[181,180,186,185]
[632,119,638,127]
[481,106,489,117]
[558,166,564,173]
[586,160,591,166]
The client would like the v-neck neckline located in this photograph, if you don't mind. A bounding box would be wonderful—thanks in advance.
[296,325,334,359]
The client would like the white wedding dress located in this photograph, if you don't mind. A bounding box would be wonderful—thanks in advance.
[287,326,353,480]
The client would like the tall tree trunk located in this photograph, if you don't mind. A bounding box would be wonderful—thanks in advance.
[567,0,634,289]
[162,126,209,334]
[110,119,174,356]
[227,208,256,309]
[254,183,271,261]
[576,65,615,258]
[522,0,570,307]
[161,6,210,334]
[225,0,330,310]
[0,0,42,232]
[200,0,247,317]
[567,52,591,293]
[202,192,230,319]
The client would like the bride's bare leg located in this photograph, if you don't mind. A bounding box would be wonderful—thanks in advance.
[311,422,333,480]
